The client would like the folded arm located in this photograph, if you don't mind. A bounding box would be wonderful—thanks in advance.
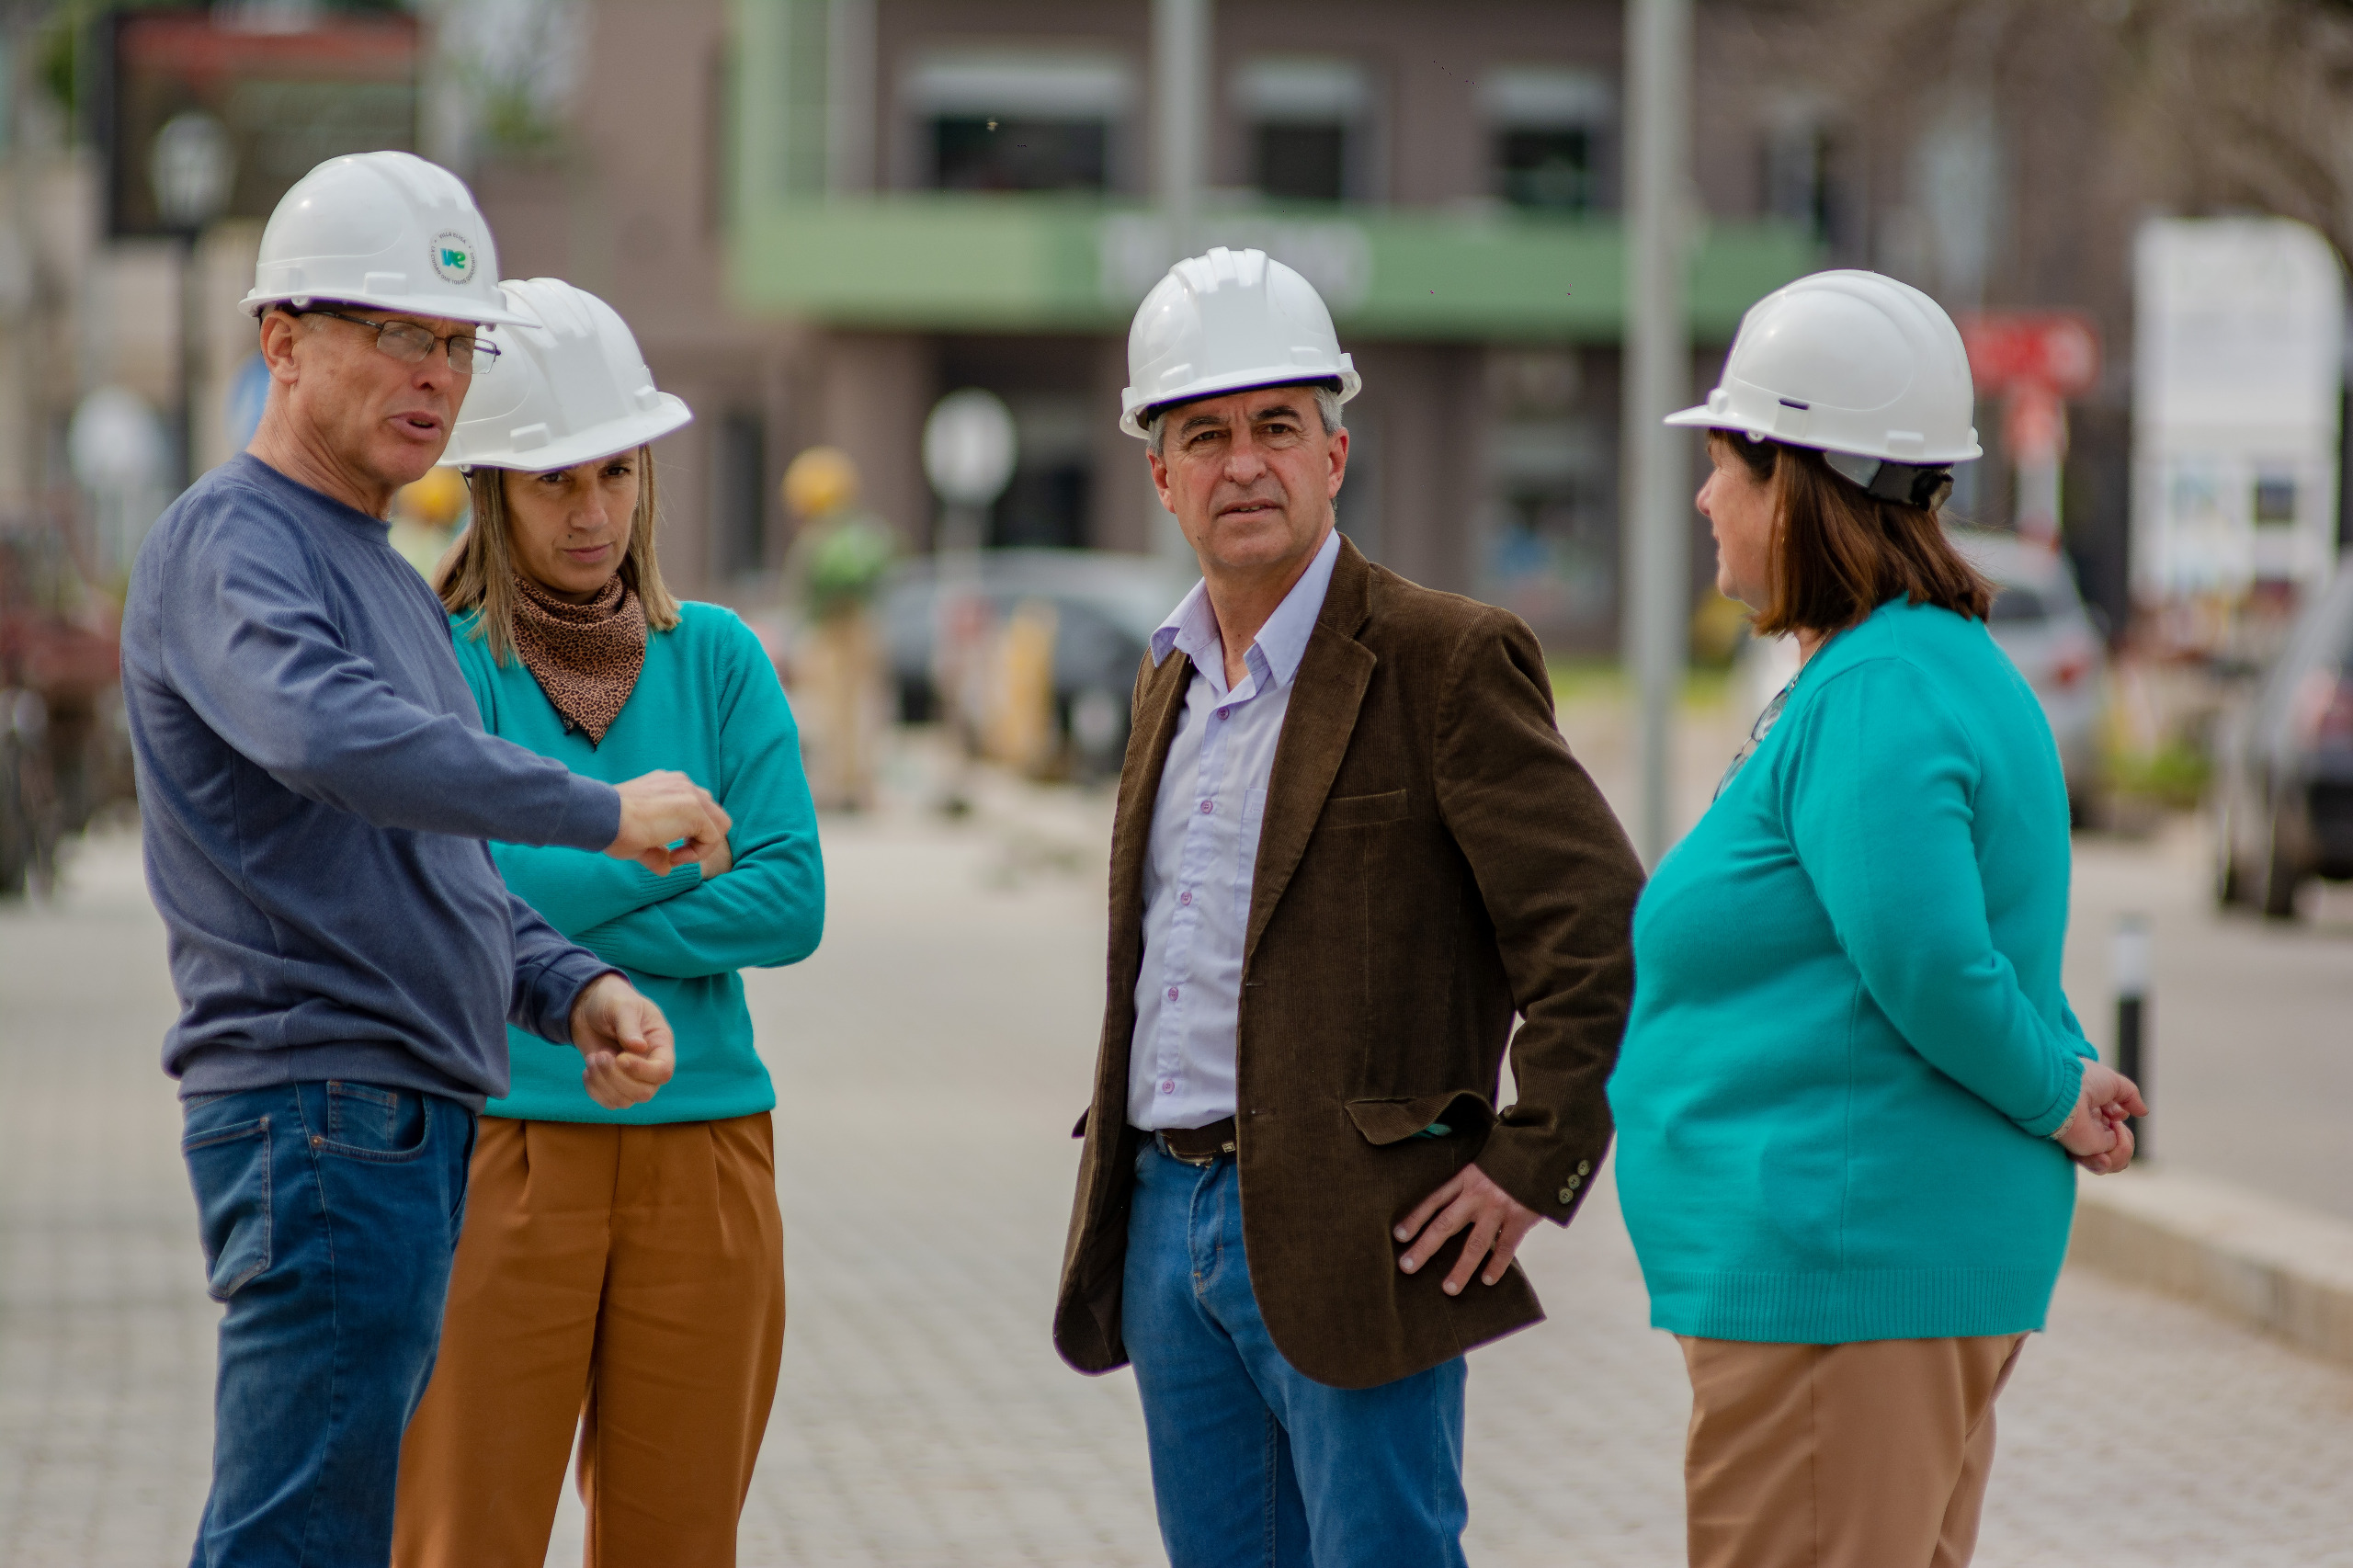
[1784,658,2086,1137]
[571,623,824,980]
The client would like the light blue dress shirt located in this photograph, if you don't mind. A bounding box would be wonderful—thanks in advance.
[1128,528,1342,1131]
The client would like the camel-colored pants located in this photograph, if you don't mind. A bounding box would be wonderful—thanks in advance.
[1679,1333,2028,1568]
[393,1114,785,1568]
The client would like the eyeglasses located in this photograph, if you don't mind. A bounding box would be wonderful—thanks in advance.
[294,307,502,374]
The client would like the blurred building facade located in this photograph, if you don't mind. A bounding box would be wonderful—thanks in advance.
[474,0,1819,653]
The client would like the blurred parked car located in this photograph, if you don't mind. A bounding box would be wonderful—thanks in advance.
[1949,528,2111,820]
[1735,528,2110,821]
[2211,553,2353,918]
[877,549,1194,781]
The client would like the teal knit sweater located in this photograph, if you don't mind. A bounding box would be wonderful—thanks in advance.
[449,600,824,1124]
[1608,598,2093,1344]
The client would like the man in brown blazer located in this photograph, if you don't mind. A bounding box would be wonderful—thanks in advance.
[1055,247,1644,1567]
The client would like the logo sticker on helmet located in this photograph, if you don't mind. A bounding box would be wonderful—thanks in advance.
[429,232,475,285]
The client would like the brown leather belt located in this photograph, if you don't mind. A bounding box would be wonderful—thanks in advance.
[1154,1117,1238,1166]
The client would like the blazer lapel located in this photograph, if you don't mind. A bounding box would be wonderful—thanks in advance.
[1245,538,1375,960]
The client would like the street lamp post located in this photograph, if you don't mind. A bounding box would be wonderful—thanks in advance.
[1621,0,1693,868]
[149,111,234,493]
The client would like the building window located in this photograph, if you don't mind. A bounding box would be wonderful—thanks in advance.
[990,394,1093,551]
[1233,57,1372,204]
[712,411,767,578]
[1763,107,1837,242]
[1481,67,1615,215]
[903,51,1132,194]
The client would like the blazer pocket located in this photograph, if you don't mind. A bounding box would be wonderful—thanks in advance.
[1344,1091,1496,1146]
[1322,789,1408,830]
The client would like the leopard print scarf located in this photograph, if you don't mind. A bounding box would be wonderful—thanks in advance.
[510,572,647,745]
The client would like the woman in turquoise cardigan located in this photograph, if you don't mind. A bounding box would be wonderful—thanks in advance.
[1609,272,2144,1568]
[392,278,823,1568]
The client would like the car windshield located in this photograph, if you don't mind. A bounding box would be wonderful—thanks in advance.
[1988,585,2050,624]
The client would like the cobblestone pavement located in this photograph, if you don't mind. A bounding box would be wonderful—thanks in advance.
[6,766,2353,1567]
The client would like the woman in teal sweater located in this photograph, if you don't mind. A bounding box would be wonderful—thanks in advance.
[1609,272,2143,1568]
[393,279,823,1568]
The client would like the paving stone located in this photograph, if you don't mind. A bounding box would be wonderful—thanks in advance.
[4,786,2351,1568]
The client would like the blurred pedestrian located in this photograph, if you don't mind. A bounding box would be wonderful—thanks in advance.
[1053,247,1645,1567]
[1608,270,2148,1568]
[781,446,894,810]
[399,278,823,1568]
[119,153,726,1568]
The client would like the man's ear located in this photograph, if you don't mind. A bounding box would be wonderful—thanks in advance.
[1146,446,1176,515]
[1324,425,1349,499]
[256,310,303,384]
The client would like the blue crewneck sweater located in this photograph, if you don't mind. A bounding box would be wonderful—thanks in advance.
[1608,598,2095,1344]
[120,454,622,1107]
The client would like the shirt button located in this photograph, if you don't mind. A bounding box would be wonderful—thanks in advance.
[1160,1079,1176,1094]
[1559,1187,1576,1204]
[1199,800,1213,814]
[1167,986,1179,1002]
[1179,890,1192,906]
[1217,708,1231,720]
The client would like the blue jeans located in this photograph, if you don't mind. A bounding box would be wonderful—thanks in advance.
[1122,1140,1470,1568]
[180,1081,476,1568]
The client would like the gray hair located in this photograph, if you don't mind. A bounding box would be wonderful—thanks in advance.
[1147,383,1345,457]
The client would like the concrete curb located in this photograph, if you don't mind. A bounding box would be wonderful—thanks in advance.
[2068,1165,2353,1367]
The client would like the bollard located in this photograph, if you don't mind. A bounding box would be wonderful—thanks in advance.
[2112,915,2150,1158]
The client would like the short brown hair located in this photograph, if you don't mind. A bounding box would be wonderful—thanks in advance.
[1709,431,1993,637]
[432,446,681,664]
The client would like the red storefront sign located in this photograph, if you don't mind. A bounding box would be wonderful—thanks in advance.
[1961,312,2101,397]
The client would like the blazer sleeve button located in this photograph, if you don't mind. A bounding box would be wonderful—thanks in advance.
[1558,1187,1576,1204]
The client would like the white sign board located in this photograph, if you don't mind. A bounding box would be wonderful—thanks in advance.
[2131,217,2344,598]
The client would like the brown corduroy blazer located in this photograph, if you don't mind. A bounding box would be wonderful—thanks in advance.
[1052,537,1645,1391]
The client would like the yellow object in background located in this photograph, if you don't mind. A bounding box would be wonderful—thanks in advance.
[783,447,860,520]
[388,465,472,576]
[984,599,1060,778]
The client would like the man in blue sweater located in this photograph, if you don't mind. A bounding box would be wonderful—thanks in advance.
[119,153,730,1567]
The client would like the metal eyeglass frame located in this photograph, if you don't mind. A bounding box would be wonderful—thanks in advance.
[290,306,503,375]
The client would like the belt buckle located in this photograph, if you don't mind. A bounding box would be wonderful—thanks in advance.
[1159,1132,1223,1167]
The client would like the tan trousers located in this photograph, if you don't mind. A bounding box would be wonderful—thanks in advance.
[1679,1333,2028,1568]
[393,1114,786,1568]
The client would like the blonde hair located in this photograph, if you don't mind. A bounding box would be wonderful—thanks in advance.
[433,445,681,664]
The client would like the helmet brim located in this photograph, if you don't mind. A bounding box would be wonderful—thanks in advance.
[241,288,542,329]
[1662,402,1983,463]
[448,395,695,473]
[1119,364,1361,440]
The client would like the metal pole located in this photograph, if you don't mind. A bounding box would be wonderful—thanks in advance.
[2113,914,2150,1158]
[1621,0,1692,867]
[176,231,199,493]
[1153,0,1208,263]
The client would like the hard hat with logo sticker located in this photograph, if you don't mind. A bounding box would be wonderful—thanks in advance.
[1667,269,1980,508]
[440,278,691,472]
[242,151,537,327]
[1119,246,1359,439]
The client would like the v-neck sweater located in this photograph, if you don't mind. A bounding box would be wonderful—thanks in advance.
[1608,597,2095,1344]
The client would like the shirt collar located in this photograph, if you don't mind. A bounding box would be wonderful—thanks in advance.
[1150,528,1343,696]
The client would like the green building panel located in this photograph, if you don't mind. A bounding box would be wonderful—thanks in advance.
[728,195,1821,341]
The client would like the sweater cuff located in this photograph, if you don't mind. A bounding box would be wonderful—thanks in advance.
[2015,1049,2087,1141]
[522,949,623,1046]
[551,776,625,854]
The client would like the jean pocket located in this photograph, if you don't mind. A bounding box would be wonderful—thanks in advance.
[316,1082,429,1163]
[182,1117,272,1302]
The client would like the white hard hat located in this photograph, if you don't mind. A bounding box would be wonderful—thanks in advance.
[1668,269,1981,506]
[243,151,537,327]
[440,277,691,472]
[1120,246,1360,439]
